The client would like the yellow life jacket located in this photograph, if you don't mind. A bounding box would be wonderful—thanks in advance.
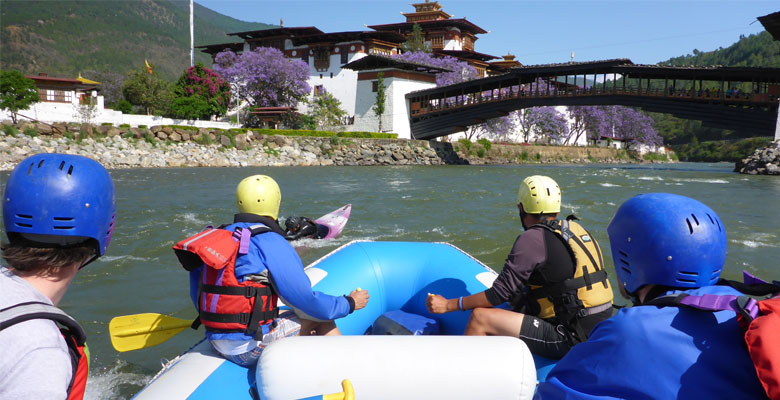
[526,218,613,337]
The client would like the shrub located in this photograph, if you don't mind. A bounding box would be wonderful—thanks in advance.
[120,123,131,128]
[113,99,133,114]
[476,148,486,157]
[22,127,38,137]
[477,138,492,151]
[101,122,114,126]
[138,124,148,129]
[193,134,216,145]
[642,152,669,162]
[521,151,529,161]
[457,138,472,150]
[535,152,541,161]
[121,132,133,139]
[143,131,156,146]
[3,125,19,137]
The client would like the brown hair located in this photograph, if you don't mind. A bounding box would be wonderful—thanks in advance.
[1,242,95,276]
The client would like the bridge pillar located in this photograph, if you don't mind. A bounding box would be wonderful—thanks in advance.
[775,109,780,141]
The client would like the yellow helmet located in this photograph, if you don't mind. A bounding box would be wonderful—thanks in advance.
[517,175,561,214]
[236,175,281,219]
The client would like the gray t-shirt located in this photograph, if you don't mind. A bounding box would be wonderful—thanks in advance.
[0,267,72,400]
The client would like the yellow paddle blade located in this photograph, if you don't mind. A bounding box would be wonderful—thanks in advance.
[109,313,192,352]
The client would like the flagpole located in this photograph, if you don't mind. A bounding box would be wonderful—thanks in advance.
[190,0,194,67]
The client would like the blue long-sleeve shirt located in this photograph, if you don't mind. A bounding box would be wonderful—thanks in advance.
[189,221,351,341]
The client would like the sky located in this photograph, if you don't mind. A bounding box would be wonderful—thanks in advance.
[196,0,777,66]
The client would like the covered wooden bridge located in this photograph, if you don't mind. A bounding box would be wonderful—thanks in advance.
[406,59,780,140]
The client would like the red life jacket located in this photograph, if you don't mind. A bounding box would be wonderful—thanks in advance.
[173,225,279,339]
[0,301,89,400]
[645,274,780,400]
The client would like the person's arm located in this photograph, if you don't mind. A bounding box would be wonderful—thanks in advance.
[426,291,492,314]
[257,234,361,320]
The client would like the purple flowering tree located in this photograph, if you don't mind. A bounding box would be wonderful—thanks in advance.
[568,106,661,149]
[517,107,569,144]
[395,51,478,86]
[214,47,310,112]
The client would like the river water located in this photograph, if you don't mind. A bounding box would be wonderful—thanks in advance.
[1,162,778,399]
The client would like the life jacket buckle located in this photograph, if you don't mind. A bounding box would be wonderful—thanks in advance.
[239,313,250,325]
[245,286,256,298]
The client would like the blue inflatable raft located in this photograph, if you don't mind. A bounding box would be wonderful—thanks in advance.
[133,241,555,399]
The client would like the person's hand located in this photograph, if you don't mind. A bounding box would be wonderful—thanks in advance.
[426,293,449,314]
[349,288,369,311]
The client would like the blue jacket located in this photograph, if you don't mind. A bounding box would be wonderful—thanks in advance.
[189,222,351,341]
[535,285,767,400]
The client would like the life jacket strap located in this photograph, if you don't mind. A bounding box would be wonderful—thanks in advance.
[529,269,609,300]
[645,293,761,322]
[200,283,273,298]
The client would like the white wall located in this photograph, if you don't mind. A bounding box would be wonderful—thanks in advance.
[350,72,436,139]
[1,102,238,129]
[305,50,365,116]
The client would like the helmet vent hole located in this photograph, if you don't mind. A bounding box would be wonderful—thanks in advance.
[53,225,74,230]
[619,258,629,266]
[690,214,699,225]
[620,267,631,274]
[67,165,74,176]
[37,160,45,168]
[59,161,65,170]
[546,188,551,196]
[16,214,32,219]
[16,223,32,228]
[618,250,628,257]
[686,218,693,234]
[53,217,73,221]
[26,162,33,176]
[677,277,696,284]
[679,270,698,277]
[711,269,721,277]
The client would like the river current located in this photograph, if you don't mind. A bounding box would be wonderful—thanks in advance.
[1,162,777,399]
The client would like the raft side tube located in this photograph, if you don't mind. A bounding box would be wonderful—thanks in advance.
[257,336,537,400]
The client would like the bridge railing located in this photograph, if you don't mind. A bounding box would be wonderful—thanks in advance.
[410,85,778,117]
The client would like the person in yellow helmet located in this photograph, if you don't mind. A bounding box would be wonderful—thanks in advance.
[427,175,613,359]
[175,175,369,367]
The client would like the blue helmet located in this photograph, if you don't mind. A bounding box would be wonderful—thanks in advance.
[3,154,116,257]
[607,193,726,294]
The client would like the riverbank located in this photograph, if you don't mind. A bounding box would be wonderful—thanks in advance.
[0,122,651,170]
[734,140,780,175]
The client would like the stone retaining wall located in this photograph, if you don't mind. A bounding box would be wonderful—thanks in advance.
[0,122,640,170]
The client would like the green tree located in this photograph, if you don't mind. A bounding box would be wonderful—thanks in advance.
[402,23,430,53]
[170,63,231,120]
[372,72,387,132]
[0,70,40,124]
[122,65,172,115]
[311,91,347,130]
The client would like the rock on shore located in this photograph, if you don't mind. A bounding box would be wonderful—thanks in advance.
[734,140,780,175]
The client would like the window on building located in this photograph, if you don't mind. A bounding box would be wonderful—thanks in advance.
[42,89,71,103]
[314,48,330,71]
[372,81,378,92]
[341,48,349,64]
[330,72,333,78]
[431,35,444,49]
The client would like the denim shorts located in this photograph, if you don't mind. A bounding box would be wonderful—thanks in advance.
[217,310,302,367]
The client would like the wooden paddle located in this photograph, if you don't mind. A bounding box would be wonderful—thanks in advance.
[109,313,192,352]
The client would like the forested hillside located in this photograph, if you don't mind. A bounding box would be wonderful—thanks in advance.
[0,0,274,81]
[650,31,779,160]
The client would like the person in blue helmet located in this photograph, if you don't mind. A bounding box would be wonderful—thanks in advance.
[535,193,768,399]
[174,175,369,367]
[0,154,116,400]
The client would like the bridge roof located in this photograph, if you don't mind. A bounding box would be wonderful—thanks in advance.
[614,64,780,82]
[758,11,780,40]
[510,59,634,75]
[342,54,451,73]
